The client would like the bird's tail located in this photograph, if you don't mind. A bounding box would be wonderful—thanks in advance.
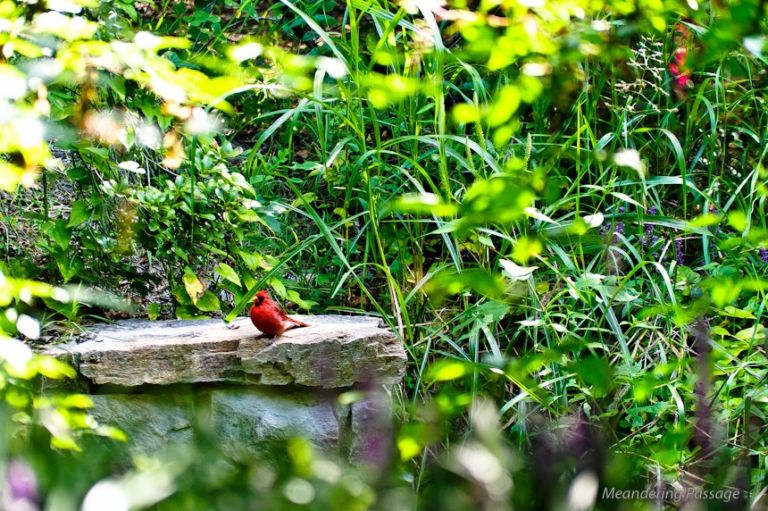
[287,317,310,329]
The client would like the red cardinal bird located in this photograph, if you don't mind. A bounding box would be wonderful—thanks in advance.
[250,290,309,337]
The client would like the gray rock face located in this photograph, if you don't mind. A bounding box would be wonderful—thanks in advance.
[48,316,405,388]
[208,388,341,454]
[44,316,406,461]
[87,393,195,454]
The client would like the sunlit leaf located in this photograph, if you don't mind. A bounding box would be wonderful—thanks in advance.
[36,356,76,379]
[686,213,720,229]
[195,290,221,312]
[50,435,81,451]
[147,303,161,320]
[33,11,98,40]
[511,236,543,264]
[727,210,748,231]
[395,193,458,217]
[182,267,205,303]
[0,65,27,99]
[452,103,481,123]
[427,360,467,382]
[214,263,241,287]
[397,436,422,462]
[55,394,93,409]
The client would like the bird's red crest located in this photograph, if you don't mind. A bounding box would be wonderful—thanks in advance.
[254,290,270,305]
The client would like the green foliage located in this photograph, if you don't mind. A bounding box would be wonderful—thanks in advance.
[0,275,125,452]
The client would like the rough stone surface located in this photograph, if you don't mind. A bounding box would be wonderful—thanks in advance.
[82,388,396,460]
[46,315,405,388]
[208,388,341,454]
[87,393,195,455]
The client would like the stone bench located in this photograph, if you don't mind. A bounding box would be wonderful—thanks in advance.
[46,315,406,462]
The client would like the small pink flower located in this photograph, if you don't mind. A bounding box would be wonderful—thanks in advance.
[677,74,693,89]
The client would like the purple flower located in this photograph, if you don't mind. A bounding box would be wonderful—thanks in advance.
[709,205,718,214]
[643,206,658,249]
[613,222,625,242]
[3,459,38,511]
[760,247,768,264]
[675,238,684,266]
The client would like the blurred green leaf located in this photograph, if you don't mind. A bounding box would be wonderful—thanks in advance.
[395,193,458,217]
[425,268,506,302]
[427,360,467,383]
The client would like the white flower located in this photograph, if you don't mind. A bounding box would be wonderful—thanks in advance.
[613,149,645,175]
[16,314,40,340]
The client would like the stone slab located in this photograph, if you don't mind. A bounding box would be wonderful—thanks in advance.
[46,315,405,388]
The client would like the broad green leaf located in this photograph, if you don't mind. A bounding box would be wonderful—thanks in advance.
[36,357,76,379]
[56,254,83,282]
[67,200,90,227]
[425,268,507,302]
[457,176,535,230]
[183,267,205,303]
[215,263,241,287]
[49,220,72,250]
[572,356,614,397]
[735,324,765,341]
[487,85,520,127]
[727,210,748,231]
[286,290,317,310]
[239,251,272,271]
[720,306,754,319]
[147,303,161,320]
[195,290,221,312]
[175,305,209,320]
